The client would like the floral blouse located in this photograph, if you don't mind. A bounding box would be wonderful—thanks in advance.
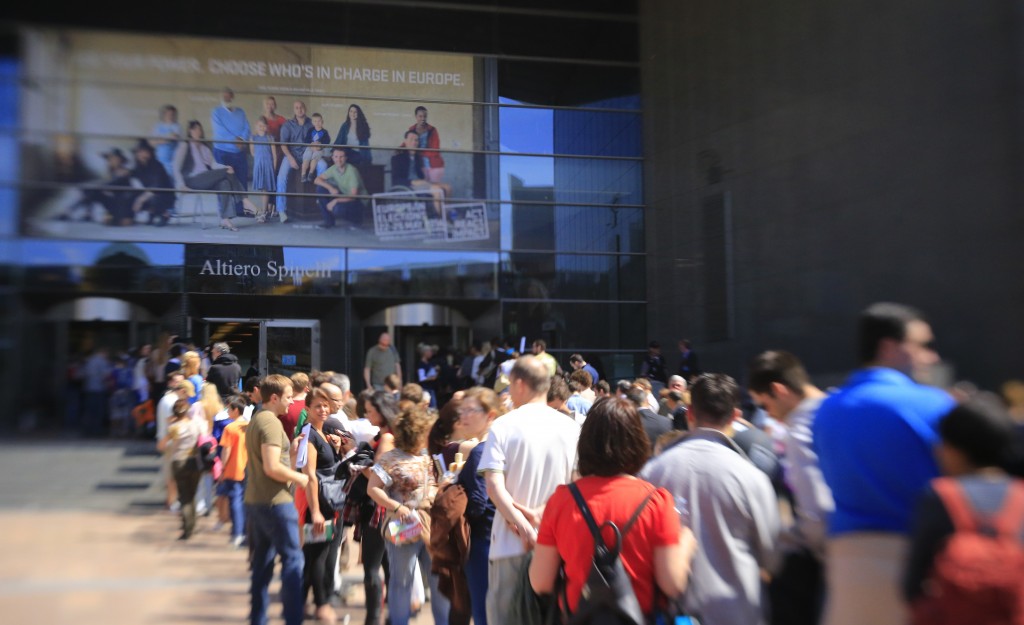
[371,448,435,509]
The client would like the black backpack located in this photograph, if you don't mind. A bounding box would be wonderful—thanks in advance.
[566,483,657,625]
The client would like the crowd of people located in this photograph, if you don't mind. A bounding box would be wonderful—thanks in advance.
[54,89,452,231]
[69,301,1024,625]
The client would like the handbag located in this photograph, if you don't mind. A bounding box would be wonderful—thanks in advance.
[312,430,346,513]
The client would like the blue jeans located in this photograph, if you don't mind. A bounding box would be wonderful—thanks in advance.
[276,156,300,216]
[385,539,450,625]
[247,503,305,625]
[197,473,214,512]
[465,534,490,625]
[217,479,246,538]
[318,192,364,228]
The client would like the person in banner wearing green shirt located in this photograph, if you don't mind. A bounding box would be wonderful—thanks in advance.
[313,146,366,230]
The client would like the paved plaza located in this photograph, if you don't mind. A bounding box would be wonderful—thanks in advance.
[0,438,414,625]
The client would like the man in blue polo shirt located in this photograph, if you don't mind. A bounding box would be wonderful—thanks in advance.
[812,302,954,625]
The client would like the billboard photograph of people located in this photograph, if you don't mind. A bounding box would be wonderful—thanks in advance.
[17,28,495,249]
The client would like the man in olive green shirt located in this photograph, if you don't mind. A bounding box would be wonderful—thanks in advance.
[363,331,401,391]
[244,373,309,625]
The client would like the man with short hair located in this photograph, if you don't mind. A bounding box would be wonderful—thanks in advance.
[678,338,701,382]
[812,303,954,625]
[280,371,309,440]
[748,350,832,625]
[313,147,367,230]
[568,353,599,384]
[245,373,309,625]
[364,332,401,391]
[626,382,672,452]
[275,100,313,224]
[642,373,780,625]
[480,355,580,625]
[639,340,668,386]
[658,375,688,417]
[206,342,242,399]
[530,339,560,378]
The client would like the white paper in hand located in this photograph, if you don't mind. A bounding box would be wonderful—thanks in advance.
[295,423,312,469]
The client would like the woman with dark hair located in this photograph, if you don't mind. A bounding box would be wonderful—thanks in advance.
[529,396,696,620]
[903,393,1024,620]
[335,103,372,166]
[300,386,350,624]
[172,119,258,231]
[352,389,399,625]
[367,402,451,625]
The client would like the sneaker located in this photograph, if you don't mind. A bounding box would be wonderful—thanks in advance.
[212,521,226,532]
[280,212,288,224]
[231,535,246,548]
[168,501,181,513]
[196,503,208,517]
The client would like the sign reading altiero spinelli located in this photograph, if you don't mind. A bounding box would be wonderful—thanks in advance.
[185,246,343,295]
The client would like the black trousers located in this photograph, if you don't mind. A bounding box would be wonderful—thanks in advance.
[360,515,389,625]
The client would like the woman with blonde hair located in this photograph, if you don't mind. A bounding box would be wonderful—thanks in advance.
[366,403,450,625]
[180,351,204,405]
[188,382,220,518]
[455,387,507,625]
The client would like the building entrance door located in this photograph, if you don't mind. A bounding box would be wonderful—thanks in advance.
[201,318,320,379]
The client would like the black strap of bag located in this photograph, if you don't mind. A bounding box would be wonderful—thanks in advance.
[566,482,657,625]
[568,482,656,549]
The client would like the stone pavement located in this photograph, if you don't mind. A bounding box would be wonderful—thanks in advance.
[0,438,429,625]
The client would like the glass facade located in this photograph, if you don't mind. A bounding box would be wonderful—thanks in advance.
[0,3,644,431]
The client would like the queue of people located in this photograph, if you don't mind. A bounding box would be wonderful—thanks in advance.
[136,300,1024,625]
[55,90,451,232]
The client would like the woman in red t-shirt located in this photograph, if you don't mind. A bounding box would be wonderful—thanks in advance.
[530,396,697,618]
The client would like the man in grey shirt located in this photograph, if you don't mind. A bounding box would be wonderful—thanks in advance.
[748,350,833,625]
[641,373,779,625]
[363,332,401,391]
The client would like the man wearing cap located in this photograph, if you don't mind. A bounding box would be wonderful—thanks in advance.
[129,139,175,226]
[71,147,138,226]
[211,86,251,214]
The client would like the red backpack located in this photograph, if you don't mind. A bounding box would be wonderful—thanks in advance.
[911,477,1024,625]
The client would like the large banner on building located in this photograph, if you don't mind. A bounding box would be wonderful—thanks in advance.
[17,28,495,249]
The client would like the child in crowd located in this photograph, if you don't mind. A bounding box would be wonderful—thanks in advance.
[300,113,330,182]
[152,104,181,177]
[216,395,250,548]
[250,116,277,223]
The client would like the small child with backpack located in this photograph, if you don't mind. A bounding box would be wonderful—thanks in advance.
[903,393,1024,625]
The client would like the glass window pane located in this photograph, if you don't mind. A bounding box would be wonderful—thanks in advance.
[506,205,644,253]
[347,249,497,299]
[502,253,645,301]
[498,60,640,109]
[502,302,645,351]
[16,239,184,293]
[501,155,641,204]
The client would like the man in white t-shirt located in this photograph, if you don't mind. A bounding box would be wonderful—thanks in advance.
[479,355,580,625]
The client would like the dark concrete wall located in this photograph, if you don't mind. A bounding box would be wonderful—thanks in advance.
[641,0,1024,389]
